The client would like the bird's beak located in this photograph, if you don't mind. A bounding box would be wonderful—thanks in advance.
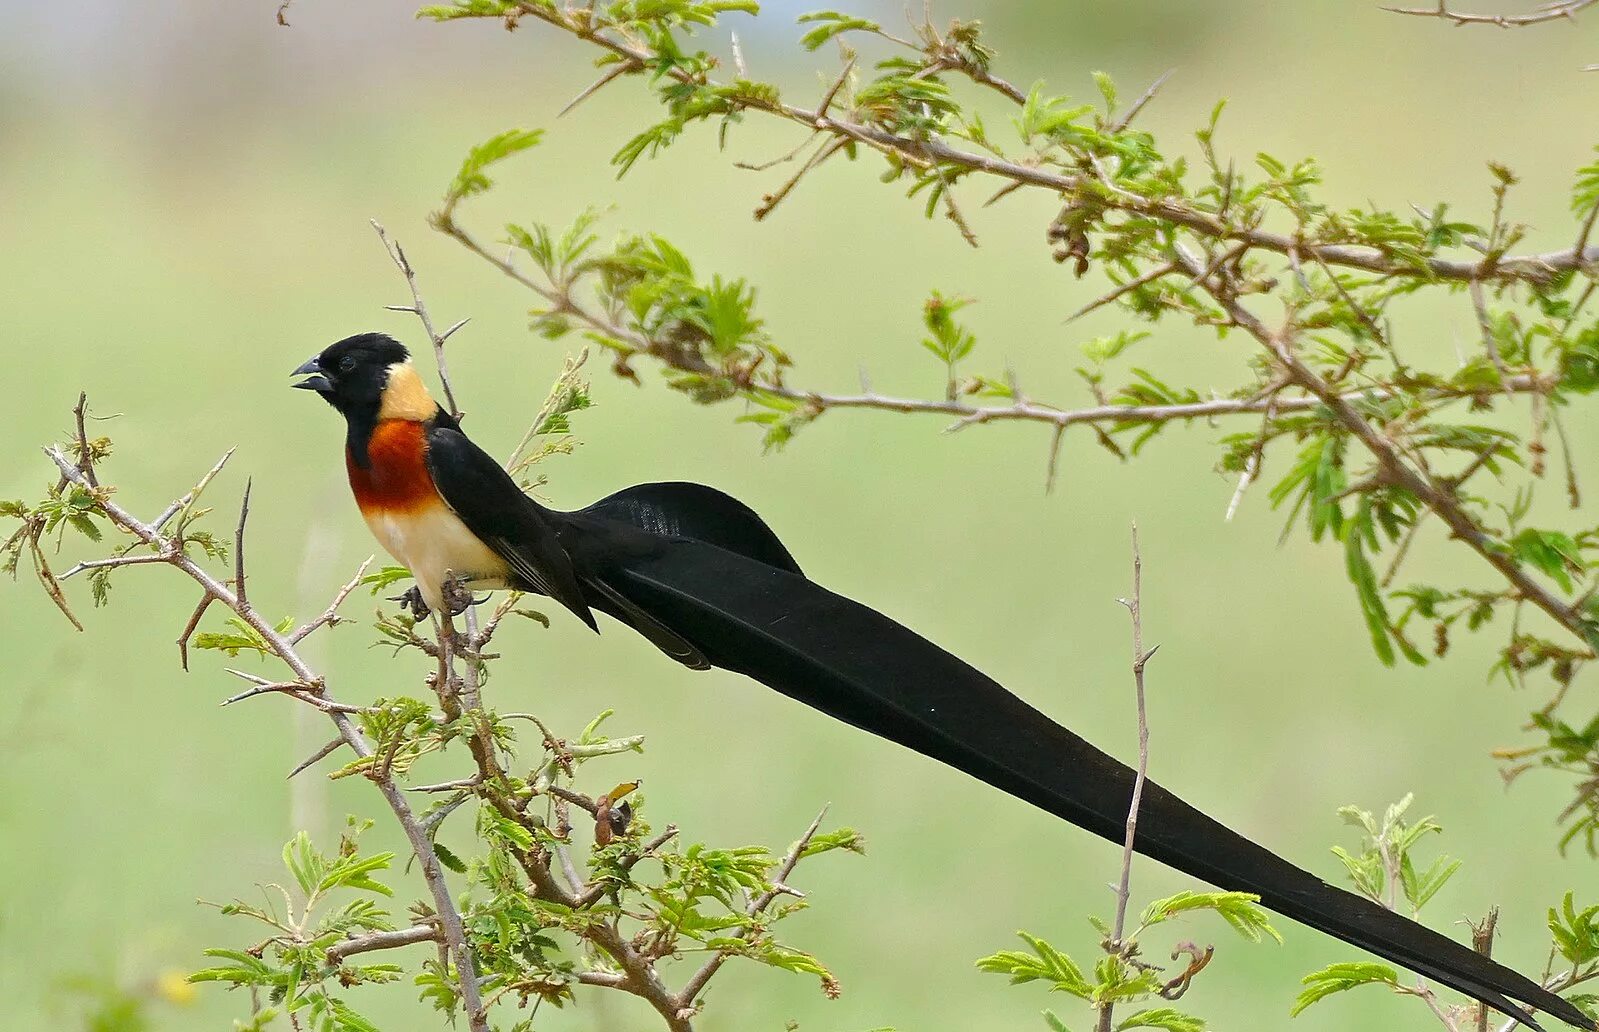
[290,355,332,393]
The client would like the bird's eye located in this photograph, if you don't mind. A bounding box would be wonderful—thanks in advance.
[339,356,358,373]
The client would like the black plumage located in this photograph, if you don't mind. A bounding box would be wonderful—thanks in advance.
[293,333,1592,1032]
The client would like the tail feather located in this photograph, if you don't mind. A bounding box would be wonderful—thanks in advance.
[601,535,1588,1030]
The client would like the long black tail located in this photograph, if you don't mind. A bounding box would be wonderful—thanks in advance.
[567,493,1587,1030]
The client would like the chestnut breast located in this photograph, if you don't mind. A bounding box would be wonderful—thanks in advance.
[347,419,509,609]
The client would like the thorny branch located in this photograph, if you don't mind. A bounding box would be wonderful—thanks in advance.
[436,200,1555,482]
[419,0,1599,840]
[1098,524,1156,1032]
[40,443,493,1032]
[1381,0,1598,27]
[1170,246,1598,659]
[361,228,839,1030]
[500,1,1599,286]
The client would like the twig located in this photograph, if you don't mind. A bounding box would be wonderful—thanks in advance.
[1469,279,1516,397]
[72,392,101,489]
[559,59,640,118]
[573,825,679,908]
[235,478,252,610]
[1381,0,1597,26]
[176,591,215,672]
[675,807,829,1012]
[1066,260,1179,324]
[501,2,1596,287]
[1099,524,1157,1032]
[1171,246,1596,658]
[372,220,464,420]
[815,58,856,119]
[1472,908,1500,1032]
[59,553,170,579]
[43,446,491,1032]
[506,349,589,473]
[326,924,440,965]
[290,557,375,643]
[1108,68,1176,132]
[1224,386,1283,522]
[287,734,350,780]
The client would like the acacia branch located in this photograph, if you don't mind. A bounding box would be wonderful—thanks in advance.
[1098,525,1156,1032]
[42,446,492,1032]
[1171,246,1595,657]
[373,220,466,420]
[1381,0,1597,26]
[326,923,441,965]
[675,806,829,1013]
[436,205,1552,442]
[368,234,708,1032]
[506,1,1595,286]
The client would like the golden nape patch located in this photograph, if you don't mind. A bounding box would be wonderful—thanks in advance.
[377,362,437,422]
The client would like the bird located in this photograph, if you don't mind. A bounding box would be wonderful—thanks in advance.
[292,331,1591,1031]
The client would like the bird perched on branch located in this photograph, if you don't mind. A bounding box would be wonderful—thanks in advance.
[293,331,1592,1031]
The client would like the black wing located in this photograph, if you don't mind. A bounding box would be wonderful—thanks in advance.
[579,481,803,575]
[577,531,1588,1032]
[423,417,597,631]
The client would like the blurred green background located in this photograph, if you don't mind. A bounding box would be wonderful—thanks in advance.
[3,1,1598,1029]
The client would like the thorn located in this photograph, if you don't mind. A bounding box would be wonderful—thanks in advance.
[439,317,471,343]
[288,735,348,779]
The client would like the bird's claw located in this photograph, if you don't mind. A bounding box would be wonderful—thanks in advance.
[440,576,488,617]
[387,580,487,621]
[388,586,431,622]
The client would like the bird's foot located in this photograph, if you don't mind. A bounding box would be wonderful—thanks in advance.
[440,575,489,618]
[388,586,431,622]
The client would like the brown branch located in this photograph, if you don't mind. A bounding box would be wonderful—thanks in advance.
[234,478,252,610]
[675,807,828,1014]
[326,923,440,965]
[1108,68,1176,133]
[506,2,1594,287]
[437,193,1552,444]
[366,240,701,1028]
[1171,247,1596,657]
[1381,0,1597,26]
[372,220,465,420]
[290,557,375,644]
[1098,524,1157,1032]
[42,446,492,1032]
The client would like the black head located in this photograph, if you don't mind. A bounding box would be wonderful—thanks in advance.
[290,333,411,418]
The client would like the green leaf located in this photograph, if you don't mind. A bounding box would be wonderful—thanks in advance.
[976,932,1092,999]
[1117,1008,1205,1032]
[1138,890,1281,943]
[796,10,881,51]
[433,842,467,874]
[1510,529,1582,595]
[1092,71,1118,113]
[1549,892,1599,965]
[1291,961,1400,1016]
[416,0,514,20]
[284,831,321,896]
[1574,146,1599,215]
[444,128,543,205]
[188,949,273,985]
[362,566,413,595]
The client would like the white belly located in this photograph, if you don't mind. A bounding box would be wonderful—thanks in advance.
[363,504,510,612]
